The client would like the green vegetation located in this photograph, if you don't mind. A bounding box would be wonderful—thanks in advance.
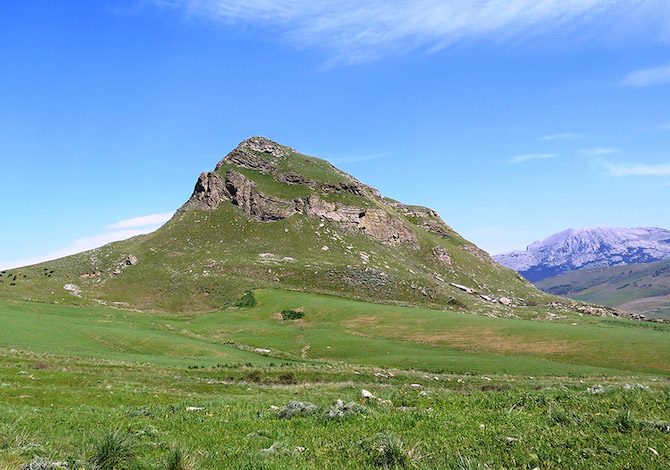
[1,138,668,468]
[236,290,258,308]
[0,289,667,468]
[281,308,305,320]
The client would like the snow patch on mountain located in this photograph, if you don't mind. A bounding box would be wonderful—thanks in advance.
[494,227,670,281]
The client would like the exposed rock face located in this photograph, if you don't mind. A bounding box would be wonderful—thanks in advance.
[184,172,228,210]
[225,170,296,221]
[389,202,454,238]
[359,209,417,247]
[182,137,422,250]
[302,196,361,228]
[216,136,289,174]
[462,244,494,264]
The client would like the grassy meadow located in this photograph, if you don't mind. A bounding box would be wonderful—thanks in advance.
[0,290,668,468]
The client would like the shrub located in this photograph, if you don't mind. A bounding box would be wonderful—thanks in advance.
[90,431,136,470]
[327,400,365,420]
[280,309,304,320]
[366,432,421,468]
[276,401,318,419]
[236,291,257,308]
[246,370,263,383]
[277,372,297,384]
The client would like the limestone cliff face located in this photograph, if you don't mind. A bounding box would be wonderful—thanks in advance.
[180,137,422,248]
[182,164,419,248]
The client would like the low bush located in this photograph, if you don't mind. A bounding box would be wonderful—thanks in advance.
[327,400,365,420]
[235,291,257,308]
[277,401,318,419]
[280,309,304,320]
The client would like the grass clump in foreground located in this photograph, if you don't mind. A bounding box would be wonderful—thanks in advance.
[90,431,136,469]
[365,432,421,468]
[164,447,194,470]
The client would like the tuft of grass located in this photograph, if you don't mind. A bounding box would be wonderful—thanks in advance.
[164,447,193,470]
[548,404,573,426]
[90,431,136,470]
[366,432,421,468]
[615,409,637,433]
[235,291,257,308]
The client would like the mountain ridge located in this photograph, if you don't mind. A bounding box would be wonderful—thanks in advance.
[495,226,670,281]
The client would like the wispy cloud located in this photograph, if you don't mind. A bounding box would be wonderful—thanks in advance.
[623,63,670,87]
[509,153,558,164]
[0,213,172,270]
[154,1,670,64]
[602,161,670,177]
[580,147,620,156]
[106,212,174,230]
[541,133,583,141]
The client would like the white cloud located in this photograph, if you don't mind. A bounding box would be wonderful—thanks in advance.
[603,161,670,176]
[106,212,174,230]
[541,133,584,141]
[154,1,670,64]
[580,147,620,156]
[509,153,557,164]
[0,213,172,270]
[623,63,670,87]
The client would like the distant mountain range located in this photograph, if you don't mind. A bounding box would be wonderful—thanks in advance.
[495,227,670,320]
[535,259,670,321]
[494,227,670,282]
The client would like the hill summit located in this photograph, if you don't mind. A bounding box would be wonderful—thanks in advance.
[2,137,589,317]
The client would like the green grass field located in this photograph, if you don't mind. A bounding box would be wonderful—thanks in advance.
[0,290,668,468]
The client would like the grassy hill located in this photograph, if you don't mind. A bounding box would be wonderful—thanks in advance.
[536,259,670,320]
[0,137,558,317]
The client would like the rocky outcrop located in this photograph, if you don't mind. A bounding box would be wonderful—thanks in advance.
[225,170,297,221]
[183,172,228,210]
[432,246,452,265]
[461,244,494,264]
[181,167,418,247]
[389,202,454,238]
[215,136,289,174]
[359,209,417,247]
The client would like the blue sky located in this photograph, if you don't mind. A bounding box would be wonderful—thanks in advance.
[1,0,670,269]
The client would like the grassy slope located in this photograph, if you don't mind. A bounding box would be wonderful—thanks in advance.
[0,298,668,469]
[1,290,668,376]
[536,259,670,320]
